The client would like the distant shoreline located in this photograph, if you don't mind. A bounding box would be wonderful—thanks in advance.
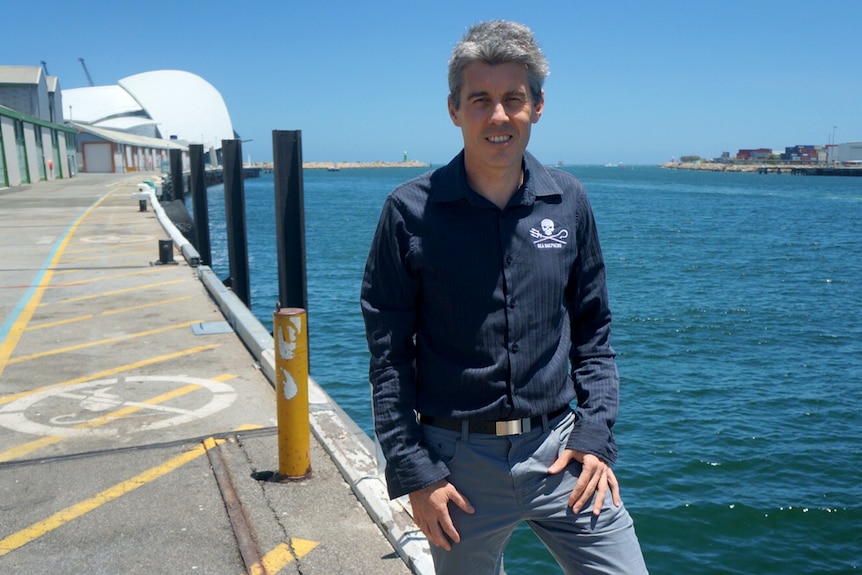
[250,160,431,170]
[662,161,815,173]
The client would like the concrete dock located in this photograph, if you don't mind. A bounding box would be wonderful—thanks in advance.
[0,173,432,574]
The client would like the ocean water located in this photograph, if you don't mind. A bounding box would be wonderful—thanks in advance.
[194,165,861,574]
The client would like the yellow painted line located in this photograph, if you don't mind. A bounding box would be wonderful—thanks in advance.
[62,239,156,256]
[77,373,238,428]
[0,436,65,462]
[26,313,95,329]
[101,296,194,316]
[0,191,115,379]
[248,540,319,575]
[80,384,204,429]
[233,423,264,432]
[0,438,225,557]
[0,343,220,406]
[0,373,238,463]
[49,279,187,304]
[47,268,164,283]
[57,250,164,264]
[9,321,199,365]
[26,296,193,331]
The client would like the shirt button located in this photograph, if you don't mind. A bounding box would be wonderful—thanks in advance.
[511,343,519,353]
[508,298,515,309]
[505,255,513,265]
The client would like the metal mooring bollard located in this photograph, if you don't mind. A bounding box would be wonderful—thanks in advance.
[273,306,312,479]
[155,239,177,266]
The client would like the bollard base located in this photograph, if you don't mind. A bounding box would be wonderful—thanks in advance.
[252,469,313,482]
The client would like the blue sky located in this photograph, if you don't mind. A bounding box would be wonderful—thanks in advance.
[3,0,859,165]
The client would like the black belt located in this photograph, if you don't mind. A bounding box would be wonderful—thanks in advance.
[419,406,570,436]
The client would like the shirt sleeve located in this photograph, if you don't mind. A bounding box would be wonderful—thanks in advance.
[360,195,450,499]
[565,190,620,465]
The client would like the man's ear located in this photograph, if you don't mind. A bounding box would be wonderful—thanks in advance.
[532,90,545,124]
[448,96,461,127]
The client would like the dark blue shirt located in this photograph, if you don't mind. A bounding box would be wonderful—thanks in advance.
[361,151,619,499]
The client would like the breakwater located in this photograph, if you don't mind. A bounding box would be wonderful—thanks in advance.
[159,165,262,198]
[662,161,862,176]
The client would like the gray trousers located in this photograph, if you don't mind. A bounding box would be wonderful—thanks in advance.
[421,411,648,575]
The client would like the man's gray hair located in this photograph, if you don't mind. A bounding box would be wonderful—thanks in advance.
[448,20,550,109]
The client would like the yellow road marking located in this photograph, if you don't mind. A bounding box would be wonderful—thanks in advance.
[76,373,238,429]
[247,540,319,575]
[0,191,114,378]
[62,237,157,256]
[232,423,264,432]
[46,267,164,283]
[0,436,64,462]
[72,382,201,429]
[0,344,220,406]
[58,249,160,263]
[9,321,200,365]
[0,438,225,557]
[0,373,238,463]
[26,296,193,330]
[26,313,97,329]
[0,423,297,565]
[49,279,187,304]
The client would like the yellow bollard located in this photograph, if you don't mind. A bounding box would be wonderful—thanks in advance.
[273,307,312,479]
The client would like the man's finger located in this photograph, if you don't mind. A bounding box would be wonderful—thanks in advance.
[592,476,607,516]
[426,520,452,551]
[440,514,461,545]
[607,468,622,507]
[570,471,599,511]
[547,450,575,475]
[567,472,588,508]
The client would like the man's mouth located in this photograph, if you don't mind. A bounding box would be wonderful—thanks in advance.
[487,135,512,144]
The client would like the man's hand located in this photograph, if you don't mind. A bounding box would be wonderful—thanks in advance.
[547,449,621,516]
[408,479,475,551]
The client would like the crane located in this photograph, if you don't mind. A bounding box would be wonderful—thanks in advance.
[78,57,94,86]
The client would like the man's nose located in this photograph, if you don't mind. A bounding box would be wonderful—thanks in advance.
[489,101,508,123]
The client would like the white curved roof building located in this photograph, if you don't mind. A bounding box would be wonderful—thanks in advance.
[62,70,236,151]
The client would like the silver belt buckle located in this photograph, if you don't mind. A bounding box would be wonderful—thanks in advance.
[495,418,529,436]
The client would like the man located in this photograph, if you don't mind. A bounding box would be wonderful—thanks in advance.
[361,20,647,574]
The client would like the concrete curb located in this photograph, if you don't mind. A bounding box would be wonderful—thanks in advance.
[147,188,434,575]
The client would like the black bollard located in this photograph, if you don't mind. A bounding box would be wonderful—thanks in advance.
[169,148,184,202]
[189,144,211,266]
[272,130,309,312]
[156,239,177,265]
[222,139,250,307]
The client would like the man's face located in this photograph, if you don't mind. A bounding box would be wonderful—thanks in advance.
[448,61,543,175]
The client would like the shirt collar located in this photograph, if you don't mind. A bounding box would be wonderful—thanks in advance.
[429,150,563,206]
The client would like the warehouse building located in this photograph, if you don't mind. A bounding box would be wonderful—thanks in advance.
[1,66,236,187]
[0,66,75,187]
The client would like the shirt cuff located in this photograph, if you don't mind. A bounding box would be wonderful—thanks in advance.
[565,420,618,466]
[384,450,451,500]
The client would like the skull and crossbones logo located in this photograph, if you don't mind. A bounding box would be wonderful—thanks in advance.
[530,218,569,245]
